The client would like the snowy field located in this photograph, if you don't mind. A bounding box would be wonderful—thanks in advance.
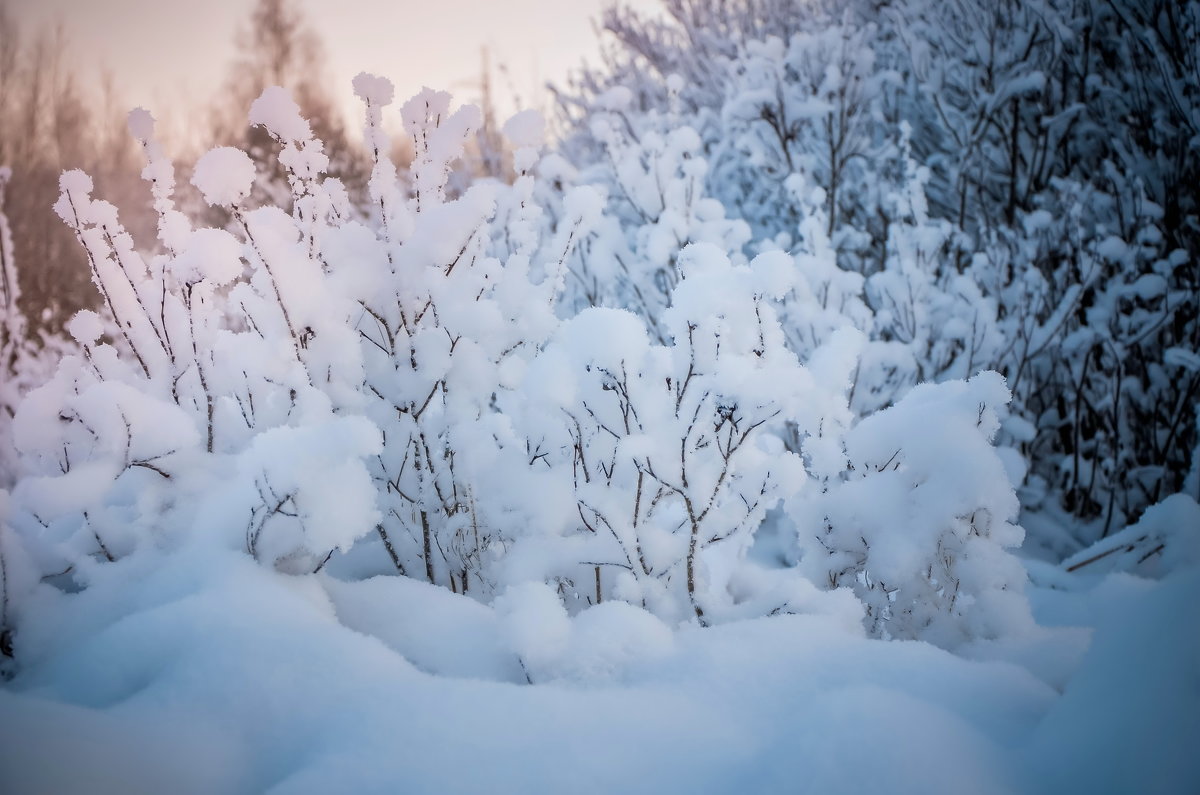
[2,522,1197,794]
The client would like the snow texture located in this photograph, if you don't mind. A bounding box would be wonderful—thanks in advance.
[191,147,256,207]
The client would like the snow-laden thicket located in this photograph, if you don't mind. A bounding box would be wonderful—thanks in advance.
[0,2,1197,790]
[0,65,1040,673]
[557,0,1199,553]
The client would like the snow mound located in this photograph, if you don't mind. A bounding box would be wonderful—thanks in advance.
[1061,494,1200,578]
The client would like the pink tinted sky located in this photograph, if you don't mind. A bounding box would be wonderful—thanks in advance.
[13,0,660,142]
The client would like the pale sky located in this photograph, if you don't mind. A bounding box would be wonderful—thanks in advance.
[11,0,660,144]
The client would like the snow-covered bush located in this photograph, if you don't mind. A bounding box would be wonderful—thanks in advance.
[2,79,601,600]
[560,87,750,343]
[717,20,891,251]
[0,62,1041,660]
[3,102,380,579]
[792,372,1032,648]
[512,243,829,624]
[860,127,1003,411]
[558,2,987,421]
[889,0,1199,534]
[1060,493,1200,578]
[347,77,601,593]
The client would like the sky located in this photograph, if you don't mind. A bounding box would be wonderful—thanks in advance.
[10,0,660,144]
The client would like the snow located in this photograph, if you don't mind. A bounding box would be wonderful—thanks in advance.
[3,20,1197,788]
[191,147,256,208]
[351,72,394,107]
[502,109,544,150]
[1059,494,1200,578]
[51,170,94,226]
[1164,346,1200,373]
[170,228,243,286]
[125,107,156,141]
[1,542,1193,794]
[248,86,313,143]
[66,310,104,347]
[1021,568,1200,794]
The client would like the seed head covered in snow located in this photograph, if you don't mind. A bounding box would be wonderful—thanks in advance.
[504,109,545,174]
[171,229,244,287]
[249,86,312,143]
[52,170,94,226]
[191,147,256,208]
[66,310,104,347]
[126,107,156,142]
[502,110,544,150]
[352,72,394,106]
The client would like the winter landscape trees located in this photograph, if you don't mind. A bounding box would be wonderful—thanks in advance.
[561,0,1197,540]
[0,0,1197,792]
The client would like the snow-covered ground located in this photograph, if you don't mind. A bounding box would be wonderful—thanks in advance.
[1,530,1196,795]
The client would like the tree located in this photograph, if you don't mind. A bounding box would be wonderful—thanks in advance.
[210,0,369,212]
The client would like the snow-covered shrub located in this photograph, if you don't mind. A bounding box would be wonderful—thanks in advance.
[0,59,1040,661]
[791,372,1032,648]
[889,0,1199,533]
[512,242,856,625]
[346,77,600,593]
[1060,493,1200,579]
[557,4,989,423]
[560,87,750,343]
[1008,179,1196,532]
[887,0,1065,231]
[717,21,891,250]
[0,164,28,666]
[3,103,381,579]
[3,78,601,600]
[860,127,1002,411]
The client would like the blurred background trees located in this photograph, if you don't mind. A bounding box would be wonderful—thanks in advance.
[0,0,375,335]
[0,3,132,333]
[207,0,370,211]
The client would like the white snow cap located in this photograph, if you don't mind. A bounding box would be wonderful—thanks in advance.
[562,185,605,224]
[502,110,544,150]
[52,170,95,225]
[352,72,395,106]
[172,229,244,286]
[191,147,256,208]
[249,86,312,143]
[67,310,105,346]
[58,169,94,198]
[126,107,156,142]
